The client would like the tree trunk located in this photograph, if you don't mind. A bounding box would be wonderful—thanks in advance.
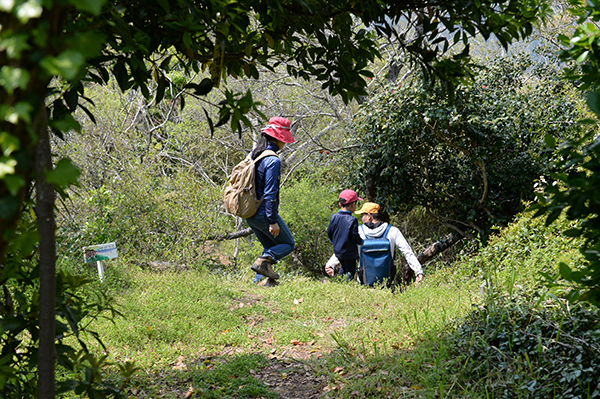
[36,105,56,399]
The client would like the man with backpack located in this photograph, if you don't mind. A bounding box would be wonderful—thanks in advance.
[355,202,423,285]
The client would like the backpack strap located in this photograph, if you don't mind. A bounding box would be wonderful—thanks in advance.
[381,224,392,239]
[361,223,392,240]
[252,149,278,163]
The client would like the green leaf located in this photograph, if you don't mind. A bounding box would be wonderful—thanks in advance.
[50,113,81,133]
[155,76,166,103]
[4,174,25,196]
[587,91,600,117]
[0,132,20,156]
[203,108,214,137]
[544,133,556,149]
[40,50,85,81]
[563,228,582,237]
[576,50,590,64]
[559,262,572,280]
[45,158,81,188]
[69,31,106,59]
[0,34,31,60]
[68,0,106,15]
[15,0,43,23]
[184,78,213,96]
[0,66,30,95]
[0,156,17,178]
[0,0,14,12]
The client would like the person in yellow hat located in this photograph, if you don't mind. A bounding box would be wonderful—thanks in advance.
[325,202,423,284]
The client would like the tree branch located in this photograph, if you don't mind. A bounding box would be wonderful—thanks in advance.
[208,227,254,241]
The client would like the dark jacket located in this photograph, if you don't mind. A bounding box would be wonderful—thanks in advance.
[327,211,363,260]
[253,141,281,224]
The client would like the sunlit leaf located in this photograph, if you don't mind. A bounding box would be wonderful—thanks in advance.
[0,0,15,12]
[40,50,85,81]
[15,0,42,22]
[0,66,30,95]
[0,156,17,178]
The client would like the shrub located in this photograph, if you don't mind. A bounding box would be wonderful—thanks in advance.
[445,297,600,398]
[279,179,339,275]
[56,166,228,266]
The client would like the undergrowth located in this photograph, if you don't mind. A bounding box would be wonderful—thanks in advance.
[445,296,600,398]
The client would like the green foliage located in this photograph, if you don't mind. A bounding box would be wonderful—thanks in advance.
[533,129,600,305]
[444,298,600,398]
[465,209,584,296]
[56,168,227,265]
[1,0,553,263]
[403,209,594,397]
[0,0,558,396]
[559,0,600,95]
[279,179,339,275]
[0,209,131,398]
[353,52,588,239]
[72,207,599,398]
[530,0,600,306]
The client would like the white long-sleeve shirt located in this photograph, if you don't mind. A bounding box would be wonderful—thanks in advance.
[358,223,423,276]
[325,222,423,276]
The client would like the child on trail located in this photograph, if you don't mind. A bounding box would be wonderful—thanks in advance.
[325,202,424,285]
[326,189,364,279]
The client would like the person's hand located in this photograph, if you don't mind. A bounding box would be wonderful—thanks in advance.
[415,274,424,284]
[269,223,280,237]
[325,264,334,277]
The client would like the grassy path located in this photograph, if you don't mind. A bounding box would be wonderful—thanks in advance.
[84,266,479,398]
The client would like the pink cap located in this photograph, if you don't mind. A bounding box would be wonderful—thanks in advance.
[339,189,362,204]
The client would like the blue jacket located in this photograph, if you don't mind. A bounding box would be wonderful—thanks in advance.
[327,211,363,260]
[253,142,281,224]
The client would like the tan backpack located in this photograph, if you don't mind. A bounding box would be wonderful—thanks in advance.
[223,150,278,218]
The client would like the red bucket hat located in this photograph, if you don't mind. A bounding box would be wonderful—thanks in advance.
[262,117,295,143]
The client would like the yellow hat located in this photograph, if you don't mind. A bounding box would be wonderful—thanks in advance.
[355,202,380,214]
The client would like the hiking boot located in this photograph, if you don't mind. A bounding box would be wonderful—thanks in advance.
[251,258,279,279]
[257,278,279,288]
[258,255,276,264]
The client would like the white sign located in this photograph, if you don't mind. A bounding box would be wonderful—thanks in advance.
[83,242,118,263]
[82,242,118,282]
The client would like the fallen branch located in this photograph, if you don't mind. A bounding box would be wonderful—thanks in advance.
[416,233,463,264]
[209,228,254,242]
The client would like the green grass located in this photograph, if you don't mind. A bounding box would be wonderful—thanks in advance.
[64,210,596,398]
[74,264,476,398]
[86,266,476,367]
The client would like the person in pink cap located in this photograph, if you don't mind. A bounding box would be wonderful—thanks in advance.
[326,189,364,279]
[246,117,296,287]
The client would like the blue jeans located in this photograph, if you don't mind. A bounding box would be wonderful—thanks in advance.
[245,213,295,281]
